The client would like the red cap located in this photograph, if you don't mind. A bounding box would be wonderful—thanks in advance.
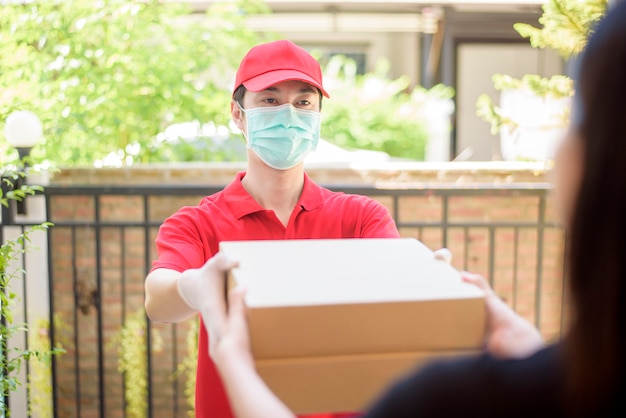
[233,40,329,98]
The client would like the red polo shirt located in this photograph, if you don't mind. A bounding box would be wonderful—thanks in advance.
[153,172,399,418]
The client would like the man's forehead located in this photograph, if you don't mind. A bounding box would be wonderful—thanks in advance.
[261,81,318,94]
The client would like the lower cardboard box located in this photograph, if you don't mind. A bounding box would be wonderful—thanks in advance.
[256,350,477,414]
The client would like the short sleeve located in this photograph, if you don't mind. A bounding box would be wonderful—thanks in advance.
[152,206,210,272]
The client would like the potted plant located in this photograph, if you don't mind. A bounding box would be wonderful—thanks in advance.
[476,0,608,161]
[476,74,573,161]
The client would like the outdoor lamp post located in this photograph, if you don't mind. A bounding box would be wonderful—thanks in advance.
[4,110,43,215]
[5,110,42,160]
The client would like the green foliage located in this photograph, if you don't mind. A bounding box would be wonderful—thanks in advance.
[113,309,162,418]
[476,94,511,136]
[514,0,608,58]
[321,56,453,161]
[491,74,573,98]
[28,316,67,417]
[0,165,61,417]
[0,0,270,166]
[1,0,452,165]
[177,320,199,417]
[476,0,606,141]
[0,174,43,212]
[145,121,247,165]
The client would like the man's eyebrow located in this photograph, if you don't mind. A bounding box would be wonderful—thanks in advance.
[263,86,316,94]
[299,87,317,94]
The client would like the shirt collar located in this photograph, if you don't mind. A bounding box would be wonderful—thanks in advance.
[224,171,323,219]
[299,172,324,211]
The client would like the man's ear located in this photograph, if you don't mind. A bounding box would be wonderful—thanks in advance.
[231,100,245,131]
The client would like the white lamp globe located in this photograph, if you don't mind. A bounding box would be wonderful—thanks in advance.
[4,110,43,148]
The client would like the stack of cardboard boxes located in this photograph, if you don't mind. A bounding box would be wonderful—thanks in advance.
[220,238,486,414]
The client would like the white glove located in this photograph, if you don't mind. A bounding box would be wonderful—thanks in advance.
[176,253,239,312]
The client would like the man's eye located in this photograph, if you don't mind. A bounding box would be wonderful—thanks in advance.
[264,98,277,104]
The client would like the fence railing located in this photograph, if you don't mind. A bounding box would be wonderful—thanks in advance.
[1,183,565,417]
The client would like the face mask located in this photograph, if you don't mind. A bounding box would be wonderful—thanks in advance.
[239,103,321,170]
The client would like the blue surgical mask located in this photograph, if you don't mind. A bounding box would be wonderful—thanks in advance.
[239,103,321,170]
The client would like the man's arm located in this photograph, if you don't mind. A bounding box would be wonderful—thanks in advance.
[144,268,198,322]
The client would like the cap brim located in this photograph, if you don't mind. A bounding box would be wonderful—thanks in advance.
[242,69,330,98]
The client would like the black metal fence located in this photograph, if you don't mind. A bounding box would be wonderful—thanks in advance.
[0,183,565,417]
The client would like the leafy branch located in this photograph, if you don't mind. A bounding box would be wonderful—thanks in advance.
[0,164,61,417]
[514,0,608,59]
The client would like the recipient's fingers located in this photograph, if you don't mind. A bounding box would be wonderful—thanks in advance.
[202,252,240,356]
[215,286,254,365]
[433,248,453,264]
[227,286,248,320]
[226,287,250,347]
[460,271,493,295]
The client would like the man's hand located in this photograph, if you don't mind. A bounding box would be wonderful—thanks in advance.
[461,271,544,358]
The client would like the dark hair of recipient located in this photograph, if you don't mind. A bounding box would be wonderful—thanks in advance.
[565,0,626,414]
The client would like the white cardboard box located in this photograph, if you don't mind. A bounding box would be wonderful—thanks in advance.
[219,238,486,414]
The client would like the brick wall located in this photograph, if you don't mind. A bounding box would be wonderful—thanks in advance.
[46,161,564,417]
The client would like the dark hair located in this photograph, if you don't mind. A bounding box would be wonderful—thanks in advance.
[565,0,626,413]
[232,84,324,110]
[232,84,246,108]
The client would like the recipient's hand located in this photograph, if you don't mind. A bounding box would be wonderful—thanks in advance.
[461,272,544,358]
[209,285,255,371]
[197,255,294,418]
[433,248,544,358]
